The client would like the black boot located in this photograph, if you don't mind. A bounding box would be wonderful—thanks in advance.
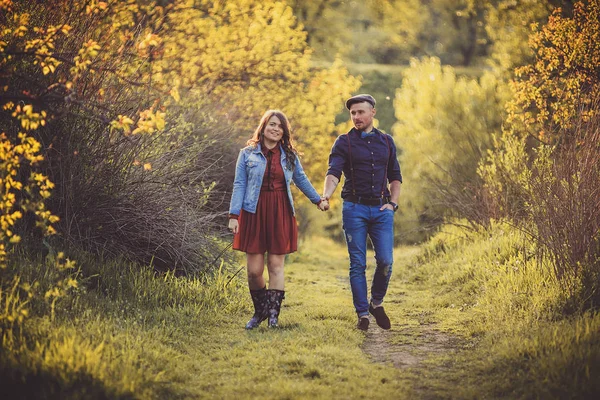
[266,289,285,328]
[245,287,268,330]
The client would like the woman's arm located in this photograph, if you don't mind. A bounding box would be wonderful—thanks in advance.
[228,150,247,218]
[291,157,322,204]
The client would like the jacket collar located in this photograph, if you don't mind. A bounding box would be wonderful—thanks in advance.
[252,142,282,155]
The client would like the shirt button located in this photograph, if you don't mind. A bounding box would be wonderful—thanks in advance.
[371,152,374,155]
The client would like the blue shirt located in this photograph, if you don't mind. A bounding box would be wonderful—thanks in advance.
[326,128,402,199]
[229,142,321,216]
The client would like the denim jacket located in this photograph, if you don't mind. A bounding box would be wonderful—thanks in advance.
[229,143,321,216]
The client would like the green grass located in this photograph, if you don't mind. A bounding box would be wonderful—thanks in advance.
[2,223,599,399]
[1,241,413,399]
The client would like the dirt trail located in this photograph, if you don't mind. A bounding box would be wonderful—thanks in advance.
[361,323,457,369]
[335,274,460,371]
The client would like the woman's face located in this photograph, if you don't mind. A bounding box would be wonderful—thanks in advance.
[263,115,283,144]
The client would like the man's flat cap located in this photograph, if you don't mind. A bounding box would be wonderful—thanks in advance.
[345,94,376,110]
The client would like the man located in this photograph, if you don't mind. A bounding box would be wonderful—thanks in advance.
[322,94,402,331]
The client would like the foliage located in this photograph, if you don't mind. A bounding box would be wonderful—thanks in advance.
[0,0,80,347]
[290,0,491,66]
[483,0,558,74]
[477,130,531,222]
[0,0,358,272]
[286,0,353,60]
[482,105,600,307]
[392,57,508,241]
[395,223,600,399]
[507,0,600,143]
[161,0,360,179]
[0,0,179,266]
[0,239,414,399]
[359,0,427,64]
[527,123,600,306]
[480,1,600,306]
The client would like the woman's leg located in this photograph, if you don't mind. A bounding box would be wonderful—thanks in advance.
[266,253,286,327]
[266,254,285,290]
[247,253,266,290]
[245,253,267,329]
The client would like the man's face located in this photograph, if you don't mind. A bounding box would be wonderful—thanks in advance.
[350,102,376,131]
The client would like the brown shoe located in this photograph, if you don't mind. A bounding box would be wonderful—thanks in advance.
[356,316,369,331]
[369,304,391,330]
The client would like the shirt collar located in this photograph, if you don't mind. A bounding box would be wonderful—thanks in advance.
[361,130,377,139]
[261,142,280,156]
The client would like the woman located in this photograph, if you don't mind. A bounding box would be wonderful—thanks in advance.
[228,110,327,329]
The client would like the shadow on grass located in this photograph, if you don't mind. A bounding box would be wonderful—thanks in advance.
[0,362,182,400]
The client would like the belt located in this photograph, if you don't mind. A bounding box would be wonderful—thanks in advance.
[344,195,390,206]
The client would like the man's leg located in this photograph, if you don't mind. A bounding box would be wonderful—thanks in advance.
[342,202,370,319]
[367,207,394,329]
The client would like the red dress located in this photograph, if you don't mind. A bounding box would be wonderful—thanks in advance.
[233,145,298,254]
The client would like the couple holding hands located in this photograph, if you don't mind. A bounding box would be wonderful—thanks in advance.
[228,94,402,331]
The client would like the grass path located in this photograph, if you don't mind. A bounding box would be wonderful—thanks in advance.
[174,237,462,399]
[6,230,600,398]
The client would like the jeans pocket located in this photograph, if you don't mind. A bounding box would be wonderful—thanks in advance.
[342,201,356,211]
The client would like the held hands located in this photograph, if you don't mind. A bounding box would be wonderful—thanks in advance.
[228,218,239,234]
[317,196,330,211]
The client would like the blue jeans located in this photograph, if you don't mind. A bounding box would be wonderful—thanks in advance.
[342,201,394,317]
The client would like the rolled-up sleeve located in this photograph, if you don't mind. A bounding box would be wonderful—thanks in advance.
[387,135,402,183]
[326,135,347,179]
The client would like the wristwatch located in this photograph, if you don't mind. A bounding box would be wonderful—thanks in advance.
[388,201,398,212]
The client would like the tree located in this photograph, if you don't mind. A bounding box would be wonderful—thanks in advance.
[161,0,360,178]
[0,0,359,271]
[483,0,574,75]
[507,0,600,143]
[393,57,507,240]
[286,0,353,60]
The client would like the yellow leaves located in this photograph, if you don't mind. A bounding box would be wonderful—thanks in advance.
[162,0,310,89]
[507,0,600,142]
[169,87,180,103]
[132,109,166,135]
[86,1,108,14]
[143,163,152,171]
[11,104,47,131]
[44,287,61,299]
[110,115,135,135]
[110,109,166,136]
[60,24,72,35]
[0,0,13,12]
[138,33,161,52]
[0,131,59,268]
[71,39,101,75]
[54,252,77,271]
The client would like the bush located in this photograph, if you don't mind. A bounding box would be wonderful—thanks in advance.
[527,108,600,308]
[393,57,508,241]
[480,99,600,310]
[1,0,357,272]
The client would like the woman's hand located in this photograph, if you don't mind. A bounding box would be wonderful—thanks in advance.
[317,197,329,211]
[228,218,239,234]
